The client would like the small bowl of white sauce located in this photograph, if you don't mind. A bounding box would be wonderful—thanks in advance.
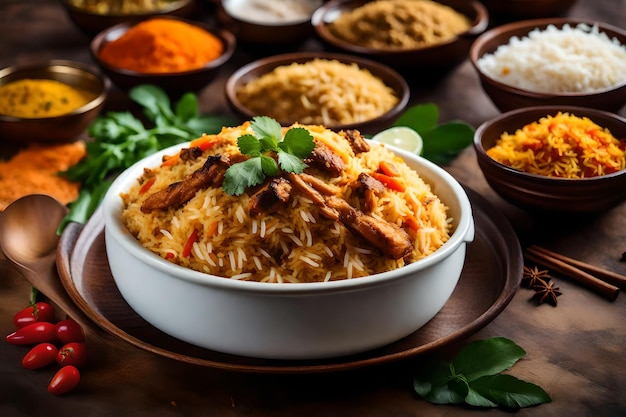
[217,0,323,45]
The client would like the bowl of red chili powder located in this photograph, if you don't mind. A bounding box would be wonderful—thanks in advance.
[90,17,236,96]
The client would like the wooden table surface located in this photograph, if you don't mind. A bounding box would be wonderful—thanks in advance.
[1,1,625,416]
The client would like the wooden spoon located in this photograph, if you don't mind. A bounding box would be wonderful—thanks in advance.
[0,194,94,330]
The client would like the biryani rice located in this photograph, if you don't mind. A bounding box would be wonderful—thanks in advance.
[486,112,626,178]
[121,122,451,283]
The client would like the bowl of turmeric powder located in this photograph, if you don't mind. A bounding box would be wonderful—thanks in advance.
[312,0,489,72]
[90,17,236,96]
[0,60,108,143]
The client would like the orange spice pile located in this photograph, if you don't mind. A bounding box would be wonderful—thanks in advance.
[0,142,86,210]
[98,18,224,73]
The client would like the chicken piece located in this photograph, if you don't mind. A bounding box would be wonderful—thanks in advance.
[305,142,345,176]
[298,172,342,196]
[248,177,293,214]
[287,173,413,259]
[325,196,413,260]
[341,129,370,154]
[141,155,230,213]
[354,173,385,213]
[179,146,204,162]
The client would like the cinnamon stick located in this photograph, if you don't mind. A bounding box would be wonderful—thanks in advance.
[529,245,626,290]
[525,247,620,301]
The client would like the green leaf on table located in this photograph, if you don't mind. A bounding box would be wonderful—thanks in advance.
[453,336,526,381]
[175,92,199,122]
[392,103,474,165]
[468,374,552,408]
[129,84,175,123]
[412,337,551,409]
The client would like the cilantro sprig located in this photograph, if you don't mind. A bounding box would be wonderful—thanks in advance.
[414,337,551,408]
[57,84,235,233]
[223,116,315,196]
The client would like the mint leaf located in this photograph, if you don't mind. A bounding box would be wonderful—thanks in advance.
[223,158,265,195]
[453,337,526,382]
[238,134,262,156]
[469,374,552,408]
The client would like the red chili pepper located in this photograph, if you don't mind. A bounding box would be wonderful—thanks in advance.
[55,319,85,344]
[182,229,198,258]
[371,172,406,192]
[6,322,56,345]
[56,342,88,367]
[139,177,156,195]
[22,342,58,370]
[48,365,80,395]
[13,302,56,328]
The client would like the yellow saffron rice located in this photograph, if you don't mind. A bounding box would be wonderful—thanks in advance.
[486,112,626,178]
[121,123,452,283]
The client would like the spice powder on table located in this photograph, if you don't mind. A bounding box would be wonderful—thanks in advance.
[0,142,86,210]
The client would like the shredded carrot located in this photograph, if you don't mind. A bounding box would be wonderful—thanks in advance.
[190,135,218,151]
[403,215,421,232]
[206,221,219,238]
[160,153,180,167]
[182,229,198,258]
[139,177,156,195]
[371,172,406,192]
[379,160,400,177]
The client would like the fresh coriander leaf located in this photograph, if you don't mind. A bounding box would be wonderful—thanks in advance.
[279,127,315,158]
[468,374,552,408]
[57,180,111,234]
[260,154,278,176]
[453,337,526,382]
[175,92,198,122]
[185,115,236,136]
[223,158,265,195]
[278,151,308,173]
[129,84,175,123]
[251,116,283,144]
[393,103,439,133]
[238,134,262,156]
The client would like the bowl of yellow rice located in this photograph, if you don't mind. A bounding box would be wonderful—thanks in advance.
[102,120,474,360]
[474,105,626,213]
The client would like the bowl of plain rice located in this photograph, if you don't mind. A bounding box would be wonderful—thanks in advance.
[102,120,474,360]
[470,18,626,112]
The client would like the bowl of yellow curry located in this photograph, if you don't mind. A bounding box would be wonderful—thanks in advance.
[0,60,109,143]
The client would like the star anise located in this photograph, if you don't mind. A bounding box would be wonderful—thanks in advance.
[522,265,551,289]
[532,279,562,306]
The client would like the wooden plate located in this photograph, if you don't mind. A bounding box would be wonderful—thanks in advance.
[56,187,522,374]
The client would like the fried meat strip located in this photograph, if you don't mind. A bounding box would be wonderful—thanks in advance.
[287,173,413,260]
[305,143,345,176]
[354,173,385,213]
[140,155,230,213]
[341,129,370,154]
[248,177,293,214]
[179,146,204,162]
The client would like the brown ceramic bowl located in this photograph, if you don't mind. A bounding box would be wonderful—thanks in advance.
[60,0,196,37]
[224,52,410,135]
[474,105,626,213]
[216,0,323,45]
[0,60,108,143]
[482,0,578,19]
[312,0,489,71]
[469,18,626,113]
[90,17,236,96]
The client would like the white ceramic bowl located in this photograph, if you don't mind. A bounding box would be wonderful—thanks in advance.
[102,142,474,360]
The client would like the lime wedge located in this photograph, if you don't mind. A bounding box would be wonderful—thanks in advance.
[371,126,423,155]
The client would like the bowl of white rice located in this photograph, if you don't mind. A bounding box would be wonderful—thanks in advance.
[469,18,626,113]
[102,121,474,360]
